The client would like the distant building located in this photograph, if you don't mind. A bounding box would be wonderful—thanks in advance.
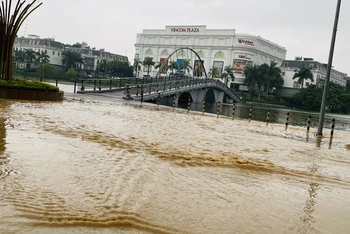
[278,57,348,97]
[14,35,65,73]
[135,25,287,90]
[13,35,128,75]
[65,46,128,76]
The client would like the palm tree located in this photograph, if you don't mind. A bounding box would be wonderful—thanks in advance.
[168,61,178,75]
[208,66,219,78]
[221,65,235,86]
[293,66,314,88]
[133,59,142,77]
[24,49,36,70]
[142,57,155,76]
[13,50,26,69]
[179,59,192,76]
[62,50,84,70]
[35,50,50,64]
[262,61,282,97]
[155,61,164,72]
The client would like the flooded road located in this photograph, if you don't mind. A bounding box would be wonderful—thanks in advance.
[1,96,350,234]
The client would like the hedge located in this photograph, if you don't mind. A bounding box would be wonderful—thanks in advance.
[0,79,59,92]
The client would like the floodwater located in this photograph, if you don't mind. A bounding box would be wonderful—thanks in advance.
[1,94,350,234]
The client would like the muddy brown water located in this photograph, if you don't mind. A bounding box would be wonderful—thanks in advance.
[1,97,350,234]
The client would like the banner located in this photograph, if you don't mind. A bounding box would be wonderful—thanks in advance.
[233,59,253,74]
[193,60,204,77]
[213,61,224,77]
[160,58,168,74]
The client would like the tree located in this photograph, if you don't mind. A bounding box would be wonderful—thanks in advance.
[62,50,84,70]
[142,57,155,76]
[346,80,350,93]
[35,51,50,64]
[291,82,350,114]
[262,61,283,97]
[168,61,178,75]
[97,59,109,77]
[13,50,26,68]
[108,60,133,77]
[37,62,55,81]
[179,59,192,75]
[293,66,314,88]
[208,66,219,78]
[244,65,262,97]
[24,49,37,70]
[292,84,322,111]
[221,65,235,86]
[133,59,142,77]
[154,61,164,71]
[0,0,42,80]
[65,68,77,79]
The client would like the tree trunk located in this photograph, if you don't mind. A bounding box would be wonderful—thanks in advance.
[266,82,270,99]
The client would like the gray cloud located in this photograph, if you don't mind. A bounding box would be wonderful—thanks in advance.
[19,0,349,74]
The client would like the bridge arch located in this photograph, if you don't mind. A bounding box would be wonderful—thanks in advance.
[155,47,208,79]
[178,92,193,104]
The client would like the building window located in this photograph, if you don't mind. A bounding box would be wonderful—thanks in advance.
[215,52,224,58]
[282,72,285,76]
[145,49,153,55]
[309,63,314,69]
[178,50,186,58]
[53,51,55,55]
[198,51,205,58]
[306,82,310,86]
[293,81,301,88]
[161,50,169,56]
[58,52,60,56]
[45,49,47,53]
[284,62,288,67]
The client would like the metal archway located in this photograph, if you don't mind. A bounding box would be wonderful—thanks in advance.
[155,47,208,79]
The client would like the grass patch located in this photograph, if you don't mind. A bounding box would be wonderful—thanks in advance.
[0,79,59,92]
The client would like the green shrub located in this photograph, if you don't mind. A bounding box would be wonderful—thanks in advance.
[0,79,59,92]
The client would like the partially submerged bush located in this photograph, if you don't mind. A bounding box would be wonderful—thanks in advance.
[0,79,59,92]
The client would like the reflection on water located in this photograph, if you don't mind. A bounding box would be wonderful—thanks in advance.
[1,97,350,234]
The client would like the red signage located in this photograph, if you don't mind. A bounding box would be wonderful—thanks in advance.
[238,39,254,46]
[171,28,200,33]
[238,55,251,60]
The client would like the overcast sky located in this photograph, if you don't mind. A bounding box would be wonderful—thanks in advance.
[18,0,349,74]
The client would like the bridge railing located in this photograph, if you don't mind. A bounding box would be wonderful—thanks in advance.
[124,78,221,96]
[124,78,240,102]
[76,76,192,92]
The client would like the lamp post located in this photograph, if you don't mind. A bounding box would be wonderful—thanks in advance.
[317,0,342,137]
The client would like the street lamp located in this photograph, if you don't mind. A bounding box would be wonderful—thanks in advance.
[317,0,342,137]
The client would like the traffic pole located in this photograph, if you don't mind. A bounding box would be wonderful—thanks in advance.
[248,107,252,122]
[217,101,221,119]
[187,96,191,114]
[232,104,236,120]
[202,100,206,116]
[285,112,290,130]
[266,109,270,126]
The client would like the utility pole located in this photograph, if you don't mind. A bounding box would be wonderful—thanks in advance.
[317,0,342,137]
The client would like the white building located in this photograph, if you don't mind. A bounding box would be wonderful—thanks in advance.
[134,25,287,90]
[278,57,348,97]
[13,35,128,75]
[14,35,65,72]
